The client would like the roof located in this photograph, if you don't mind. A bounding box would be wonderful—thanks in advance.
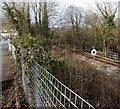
[0,33,10,37]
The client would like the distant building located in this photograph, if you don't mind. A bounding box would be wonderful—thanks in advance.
[0,29,19,40]
[10,32,19,38]
[0,30,10,40]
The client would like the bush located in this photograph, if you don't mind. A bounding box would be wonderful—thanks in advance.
[13,34,67,72]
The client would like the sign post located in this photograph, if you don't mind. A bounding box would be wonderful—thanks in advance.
[91,48,97,66]
[91,49,97,56]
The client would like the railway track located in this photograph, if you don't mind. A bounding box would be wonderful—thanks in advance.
[56,44,120,67]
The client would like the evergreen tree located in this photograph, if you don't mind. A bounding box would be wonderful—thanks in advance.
[97,4,117,55]
[3,2,31,36]
[42,2,49,38]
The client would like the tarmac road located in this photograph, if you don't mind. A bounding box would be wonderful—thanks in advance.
[0,41,9,108]
[0,41,9,81]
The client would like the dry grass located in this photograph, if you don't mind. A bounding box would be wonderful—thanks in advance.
[51,45,120,108]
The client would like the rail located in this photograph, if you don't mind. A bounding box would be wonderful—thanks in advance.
[57,44,120,67]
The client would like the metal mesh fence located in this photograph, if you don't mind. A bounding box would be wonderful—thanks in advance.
[108,52,119,60]
[9,42,95,109]
[29,62,95,109]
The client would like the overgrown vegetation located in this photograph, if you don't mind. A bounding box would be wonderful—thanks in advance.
[51,45,120,108]
[2,1,120,108]
[3,2,67,72]
[13,35,67,72]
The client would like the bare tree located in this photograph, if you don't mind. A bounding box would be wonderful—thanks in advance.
[64,5,83,40]
[84,11,104,50]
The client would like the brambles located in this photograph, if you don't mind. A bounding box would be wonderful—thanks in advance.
[13,35,67,72]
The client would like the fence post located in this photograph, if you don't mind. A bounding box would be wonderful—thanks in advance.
[8,42,21,108]
[20,47,33,107]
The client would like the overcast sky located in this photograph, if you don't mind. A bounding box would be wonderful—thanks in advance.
[0,0,120,19]
[59,0,120,11]
[1,0,120,10]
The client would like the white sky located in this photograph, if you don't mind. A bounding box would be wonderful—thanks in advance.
[1,0,120,9]
[59,0,120,10]
[0,0,120,19]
